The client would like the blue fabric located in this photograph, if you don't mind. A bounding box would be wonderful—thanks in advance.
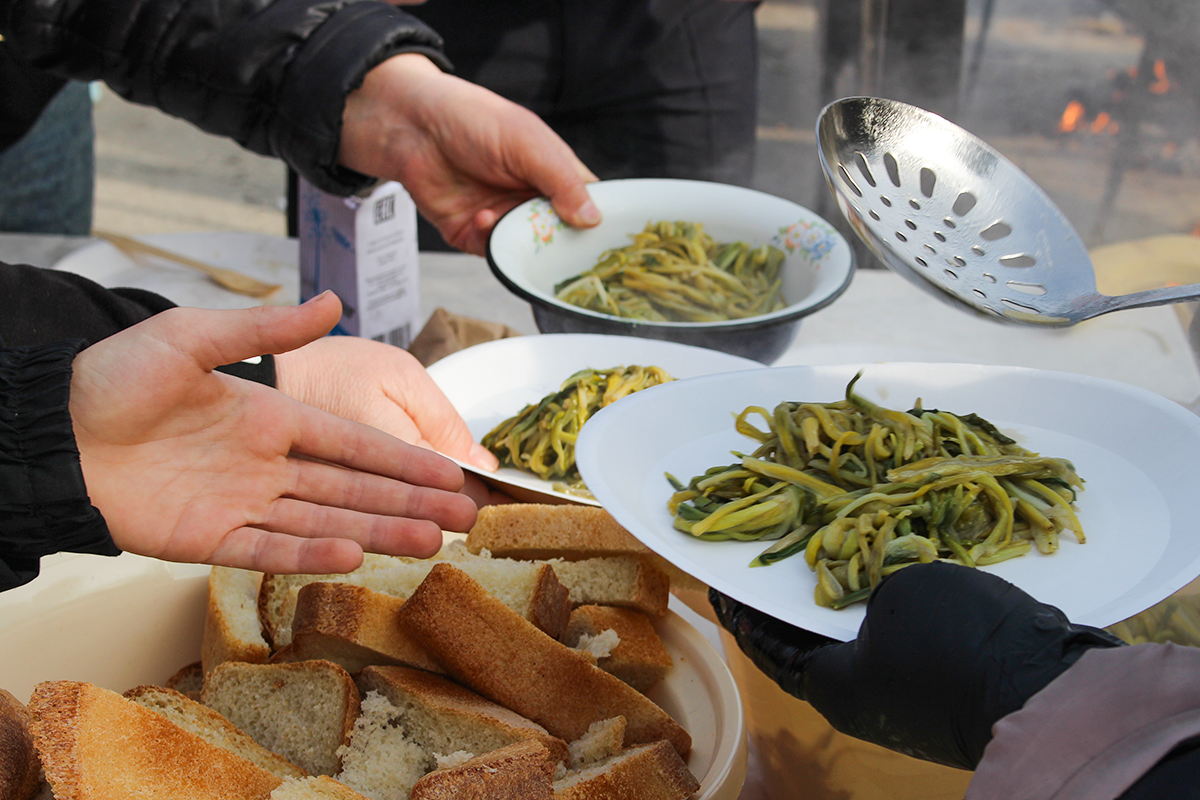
[0,81,95,235]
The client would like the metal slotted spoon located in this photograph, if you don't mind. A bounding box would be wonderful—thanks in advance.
[816,96,1200,327]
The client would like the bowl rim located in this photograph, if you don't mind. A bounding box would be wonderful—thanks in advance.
[485,179,856,331]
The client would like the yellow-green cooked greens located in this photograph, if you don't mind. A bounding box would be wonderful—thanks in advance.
[554,220,787,322]
[666,372,1085,609]
[483,365,673,494]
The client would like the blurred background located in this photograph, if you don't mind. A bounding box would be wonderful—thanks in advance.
[91,0,1200,255]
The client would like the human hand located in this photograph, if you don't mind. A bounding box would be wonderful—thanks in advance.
[711,562,1124,770]
[69,292,478,575]
[273,334,506,507]
[338,53,601,255]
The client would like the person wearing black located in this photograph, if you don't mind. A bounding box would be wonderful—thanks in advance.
[0,0,607,589]
[400,0,761,250]
[714,561,1200,799]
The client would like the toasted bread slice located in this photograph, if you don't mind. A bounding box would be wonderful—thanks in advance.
[550,557,670,618]
[272,582,444,674]
[29,681,283,800]
[410,739,555,800]
[124,685,307,779]
[258,549,570,649]
[201,660,360,777]
[334,690,434,800]
[164,661,205,700]
[357,665,570,766]
[204,567,271,673]
[466,504,706,593]
[466,505,648,560]
[564,606,674,693]
[567,718,627,770]
[269,776,369,800]
[0,688,40,800]
[553,741,700,800]
[395,564,691,758]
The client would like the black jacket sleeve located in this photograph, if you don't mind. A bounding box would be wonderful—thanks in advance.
[0,0,451,195]
[0,260,276,384]
[0,340,117,592]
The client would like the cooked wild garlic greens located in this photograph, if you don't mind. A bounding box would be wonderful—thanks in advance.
[483,365,673,494]
[666,373,1084,609]
[554,220,787,322]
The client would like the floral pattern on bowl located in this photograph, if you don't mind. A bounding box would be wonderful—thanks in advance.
[528,199,566,251]
[773,220,839,263]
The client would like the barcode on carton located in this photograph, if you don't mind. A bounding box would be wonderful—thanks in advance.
[372,323,412,349]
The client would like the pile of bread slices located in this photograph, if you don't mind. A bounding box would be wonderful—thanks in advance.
[4,504,709,800]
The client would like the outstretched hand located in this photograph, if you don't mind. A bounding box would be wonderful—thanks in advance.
[69,292,478,575]
[273,334,509,507]
[338,53,601,255]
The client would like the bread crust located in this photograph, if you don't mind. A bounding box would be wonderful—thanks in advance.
[0,688,40,800]
[29,681,283,800]
[204,567,271,673]
[466,505,648,560]
[201,660,360,777]
[278,582,444,674]
[409,739,555,800]
[257,553,572,650]
[356,665,570,766]
[466,504,707,593]
[124,685,307,779]
[554,741,700,800]
[565,606,675,693]
[395,564,691,758]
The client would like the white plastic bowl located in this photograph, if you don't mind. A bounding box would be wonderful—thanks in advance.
[486,178,855,364]
[0,550,747,800]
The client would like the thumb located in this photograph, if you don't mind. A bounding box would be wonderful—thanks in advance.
[511,130,602,229]
[182,292,344,372]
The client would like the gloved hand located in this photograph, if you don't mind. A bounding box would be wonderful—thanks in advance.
[710,561,1125,770]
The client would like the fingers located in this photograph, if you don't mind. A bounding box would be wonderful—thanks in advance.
[207,528,367,575]
[287,458,478,533]
[508,122,602,231]
[287,398,467,494]
[163,292,345,373]
[260,498,446,558]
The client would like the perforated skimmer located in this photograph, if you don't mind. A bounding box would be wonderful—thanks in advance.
[817,97,1200,327]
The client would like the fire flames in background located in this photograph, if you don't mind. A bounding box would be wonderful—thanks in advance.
[1057,60,1173,136]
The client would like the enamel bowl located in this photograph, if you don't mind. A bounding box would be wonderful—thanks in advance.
[486,179,855,364]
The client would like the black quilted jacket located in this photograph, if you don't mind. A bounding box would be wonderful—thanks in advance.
[0,0,451,194]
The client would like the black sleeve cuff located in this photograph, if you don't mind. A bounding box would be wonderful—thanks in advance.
[271,2,452,195]
[0,341,118,592]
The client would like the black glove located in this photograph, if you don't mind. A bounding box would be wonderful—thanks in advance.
[710,561,1125,770]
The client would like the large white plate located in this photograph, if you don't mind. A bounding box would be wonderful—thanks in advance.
[426,334,763,504]
[0,548,746,800]
[576,362,1200,641]
[53,232,300,308]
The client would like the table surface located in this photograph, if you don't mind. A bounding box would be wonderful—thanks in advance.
[6,230,1200,800]
[6,230,1197,405]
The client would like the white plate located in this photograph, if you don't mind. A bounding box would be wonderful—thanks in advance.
[0,549,746,800]
[576,362,1200,641]
[426,334,763,504]
[53,232,300,308]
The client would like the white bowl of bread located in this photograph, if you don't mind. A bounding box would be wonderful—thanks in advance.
[0,504,746,800]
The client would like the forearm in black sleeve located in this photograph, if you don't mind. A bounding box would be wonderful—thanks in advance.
[0,340,117,592]
[0,0,452,196]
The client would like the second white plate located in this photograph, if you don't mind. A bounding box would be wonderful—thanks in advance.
[426,334,763,504]
[576,362,1200,640]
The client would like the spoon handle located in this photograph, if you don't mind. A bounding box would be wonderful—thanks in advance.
[1101,283,1200,314]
